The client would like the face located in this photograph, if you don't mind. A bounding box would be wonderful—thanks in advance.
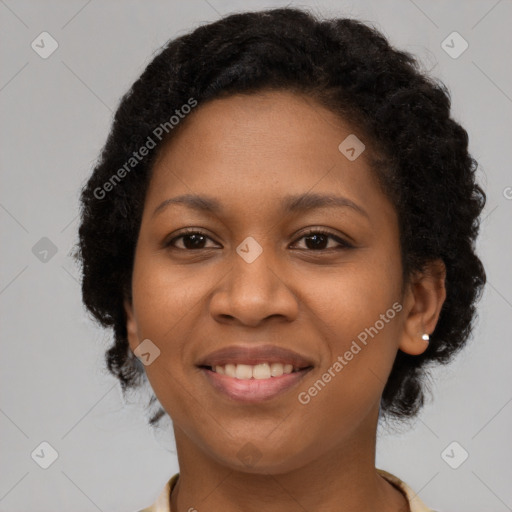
[124,91,431,473]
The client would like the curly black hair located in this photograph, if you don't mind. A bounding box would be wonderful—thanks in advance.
[74,7,486,426]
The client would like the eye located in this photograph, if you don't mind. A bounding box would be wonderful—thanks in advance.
[164,229,218,250]
[291,229,353,251]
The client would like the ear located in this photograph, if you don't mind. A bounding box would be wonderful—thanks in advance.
[399,259,447,356]
[123,298,140,353]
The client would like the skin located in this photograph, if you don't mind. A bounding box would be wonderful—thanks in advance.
[124,91,446,512]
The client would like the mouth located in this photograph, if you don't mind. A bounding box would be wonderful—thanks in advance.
[197,345,314,402]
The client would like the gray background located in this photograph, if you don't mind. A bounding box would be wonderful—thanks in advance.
[1,0,511,511]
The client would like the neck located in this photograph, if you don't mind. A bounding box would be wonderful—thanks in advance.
[169,406,409,512]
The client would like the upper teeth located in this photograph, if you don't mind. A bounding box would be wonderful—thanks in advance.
[214,362,295,379]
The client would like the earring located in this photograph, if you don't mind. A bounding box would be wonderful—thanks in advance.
[421,333,430,342]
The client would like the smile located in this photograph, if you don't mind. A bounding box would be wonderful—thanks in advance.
[209,362,298,379]
[197,344,314,402]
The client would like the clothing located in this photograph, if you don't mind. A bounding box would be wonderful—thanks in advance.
[139,468,436,512]
[377,469,437,512]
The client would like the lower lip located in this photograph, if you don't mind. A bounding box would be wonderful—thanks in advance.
[200,367,311,403]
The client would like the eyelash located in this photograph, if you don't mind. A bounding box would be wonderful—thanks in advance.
[164,228,353,252]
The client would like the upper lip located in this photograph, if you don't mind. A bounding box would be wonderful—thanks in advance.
[197,344,315,369]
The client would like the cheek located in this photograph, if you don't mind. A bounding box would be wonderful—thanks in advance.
[131,252,208,340]
[129,254,206,419]
[297,252,402,405]
[128,254,205,399]
[307,250,402,344]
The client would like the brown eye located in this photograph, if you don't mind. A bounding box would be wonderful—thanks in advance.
[165,230,218,250]
[292,229,352,251]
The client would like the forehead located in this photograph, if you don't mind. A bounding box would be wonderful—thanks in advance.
[154,91,356,168]
[145,90,393,224]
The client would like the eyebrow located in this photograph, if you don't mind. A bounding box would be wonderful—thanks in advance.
[152,192,369,219]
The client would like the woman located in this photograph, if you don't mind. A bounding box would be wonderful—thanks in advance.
[75,8,486,511]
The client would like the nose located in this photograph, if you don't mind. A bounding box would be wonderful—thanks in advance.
[209,242,299,327]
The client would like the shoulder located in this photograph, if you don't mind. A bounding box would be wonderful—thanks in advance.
[137,473,179,512]
[377,468,439,512]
